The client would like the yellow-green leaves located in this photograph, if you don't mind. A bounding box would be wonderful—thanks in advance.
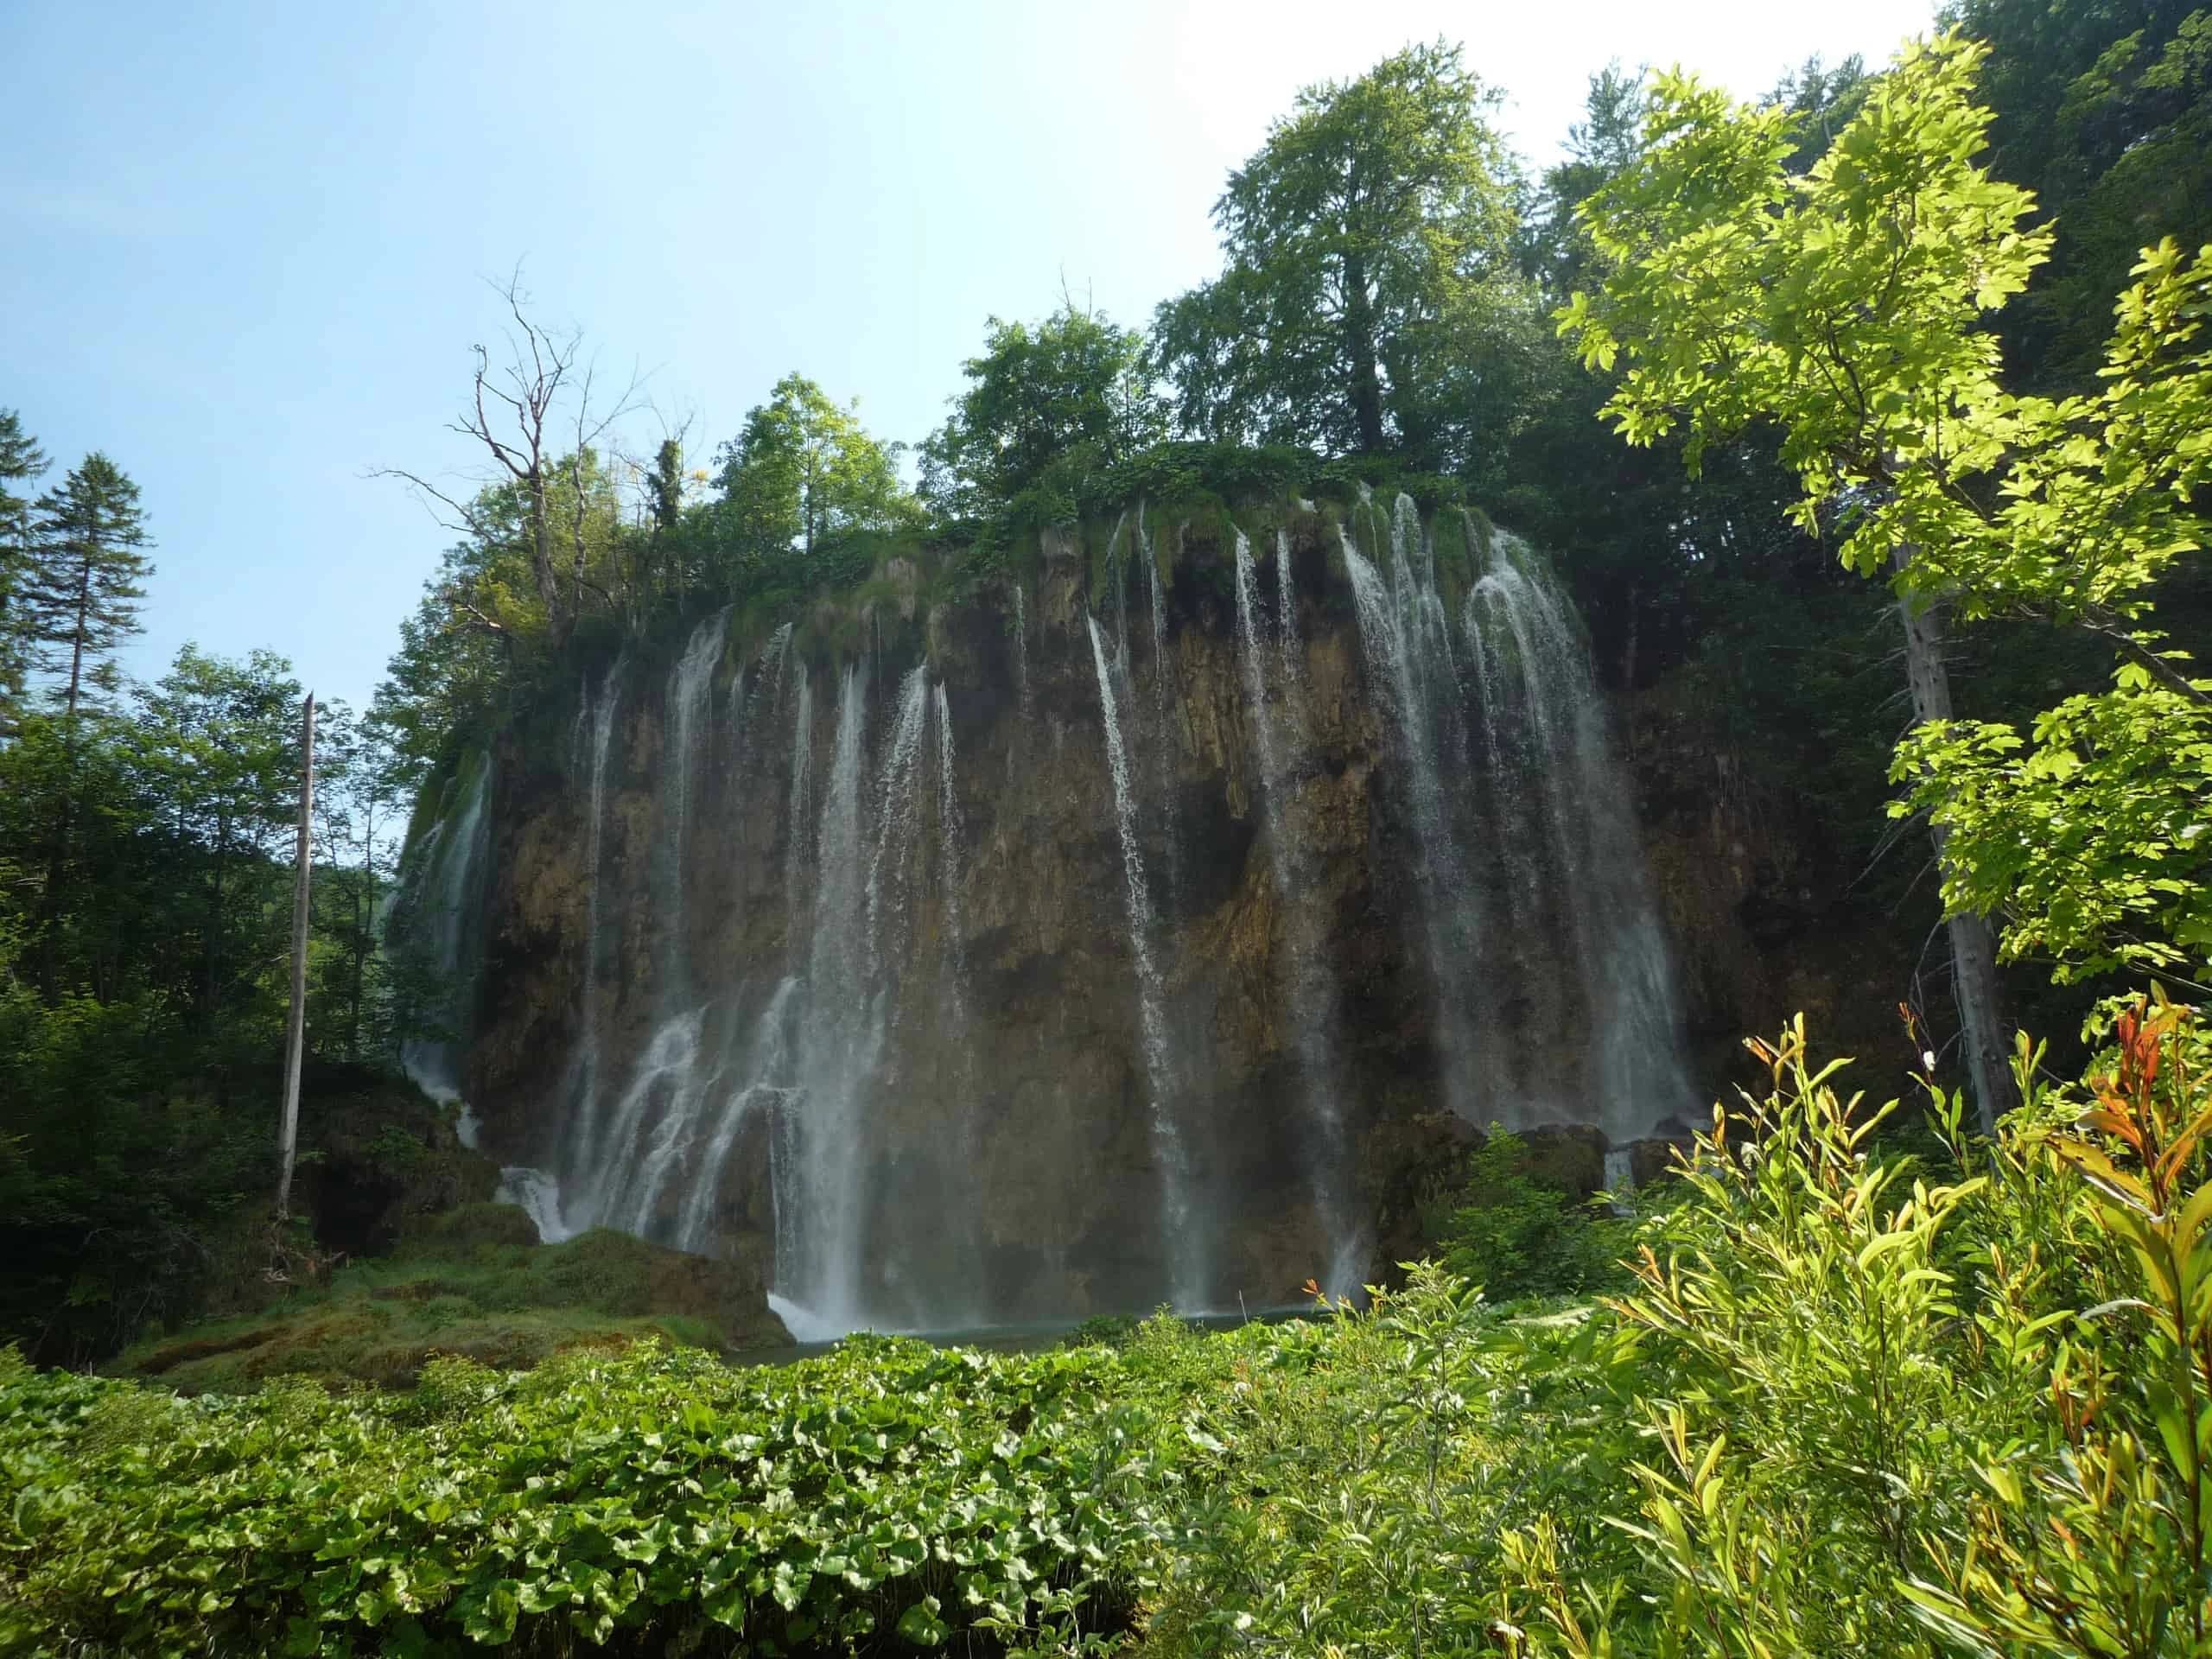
[1567,26,2212,989]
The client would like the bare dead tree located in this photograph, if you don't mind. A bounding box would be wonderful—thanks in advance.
[377,266,644,648]
[276,693,315,1220]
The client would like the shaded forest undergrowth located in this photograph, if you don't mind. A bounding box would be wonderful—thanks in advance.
[7,1003,2210,1656]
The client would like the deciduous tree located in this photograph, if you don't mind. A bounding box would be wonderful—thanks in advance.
[1563,33,2212,1121]
[1149,41,1532,467]
[713,373,915,560]
[919,302,1166,521]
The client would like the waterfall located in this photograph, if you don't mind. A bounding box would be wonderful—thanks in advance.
[396,755,493,1105]
[482,665,620,1244]
[866,666,932,1013]
[1342,505,1485,1120]
[929,682,985,1313]
[784,665,885,1329]
[1462,531,1690,1143]
[548,625,786,1242]
[560,615,739,1238]
[494,1166,571,1243]
[933,684,965,974]
[1233,535,1361,1292]
[665,610,727,874]
[461,496,1690,1320]
[581,1011,708,1233]
[567,668,625,1161]
[618,622,793,1250]
[1141,509,1170,730]
[1087,613,1202,1309]
[748,620,792,729]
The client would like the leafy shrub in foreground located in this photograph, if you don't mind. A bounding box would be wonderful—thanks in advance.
[1433,1126,1637,1301]
[0,1334,1205,1656]
[10,1005,2211,1657]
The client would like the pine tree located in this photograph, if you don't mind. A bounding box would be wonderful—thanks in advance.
[23,453,152,722]
[0,410,50,725]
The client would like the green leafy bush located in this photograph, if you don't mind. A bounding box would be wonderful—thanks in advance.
[1432,1127,1636,1301]
[0,1335,1201,1656]
[12,1007,2212,1656]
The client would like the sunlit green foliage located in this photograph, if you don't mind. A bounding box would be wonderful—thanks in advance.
[1562,33,2212,985]
[17,1006,2207,1655]
[713,373,918,563]
[1948,0,2212,390]
[1150,40,1546,470]
[1431,1128,1637,1301]
[0,1329,1206,1655]
[919,302,1166,528]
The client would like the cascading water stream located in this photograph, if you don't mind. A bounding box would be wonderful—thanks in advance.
[1087,613,1203,1309]
[574,613,737,1233]
[1341,505,1485,1120]
[665,611,727,885]
[566,667,625,1166]
[783,666,885,1329]
[446,496,1691,1325]
[1463,532,1689,1141]
[396,757,493,1107]
[1233,534,1362,1291]
[785,672,815,925]
[485,664,624,1243]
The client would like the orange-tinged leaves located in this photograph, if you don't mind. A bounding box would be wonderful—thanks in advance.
[2050,1140,2153,1212]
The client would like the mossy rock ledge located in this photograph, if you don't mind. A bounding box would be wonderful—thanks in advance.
[111,1205,791,1394]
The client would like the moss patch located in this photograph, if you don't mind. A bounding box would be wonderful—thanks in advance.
[111,1217,789,1394]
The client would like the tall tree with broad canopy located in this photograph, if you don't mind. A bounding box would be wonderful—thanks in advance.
[1149,41,1534,467]
[1563,32,2212,1124]
[919,302,1167,522]
[130,647,305,1023]
[714,373,916,563]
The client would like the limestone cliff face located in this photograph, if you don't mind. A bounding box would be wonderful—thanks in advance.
[448,499,1700,1329]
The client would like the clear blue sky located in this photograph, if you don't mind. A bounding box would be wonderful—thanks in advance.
[3,0,1939,715]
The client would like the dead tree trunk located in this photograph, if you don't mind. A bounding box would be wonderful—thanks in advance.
[1894,551,2018,1132]
[276,693,316,1218]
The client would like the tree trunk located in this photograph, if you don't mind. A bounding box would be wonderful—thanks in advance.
[530,483,569,647]
[276,693,315,1220]
[349,798,374,1061]
[64,551,89,722]
[1894,550,2018,1132]
[204,809,227,1020]
[35,552,95,994]
[1342,249,1387,454]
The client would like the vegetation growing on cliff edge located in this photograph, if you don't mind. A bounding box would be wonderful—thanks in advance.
[7,1001,2209,1656]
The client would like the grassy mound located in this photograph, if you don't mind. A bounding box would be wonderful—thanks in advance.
[108,1209,789,1393]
